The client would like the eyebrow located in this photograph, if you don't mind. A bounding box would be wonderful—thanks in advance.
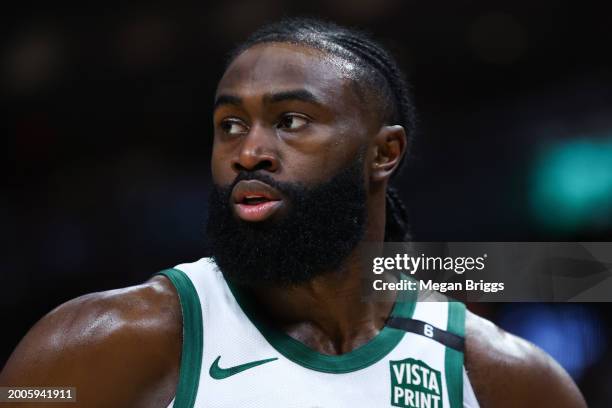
[263,89,322,106]
[214,94,242,110]
[213,89,322,111]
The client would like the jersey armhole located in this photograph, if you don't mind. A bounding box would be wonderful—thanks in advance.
[156,268,203,408]
[445,301,466,408]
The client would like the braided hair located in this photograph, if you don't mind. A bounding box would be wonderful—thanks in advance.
[228,18,415,241]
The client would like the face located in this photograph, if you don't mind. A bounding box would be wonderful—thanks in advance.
[207,42,379,287]
[212,42,377,197]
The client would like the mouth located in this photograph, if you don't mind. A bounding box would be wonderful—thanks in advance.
[231,180,284,222]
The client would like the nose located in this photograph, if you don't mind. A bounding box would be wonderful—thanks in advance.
[232,124,279,173]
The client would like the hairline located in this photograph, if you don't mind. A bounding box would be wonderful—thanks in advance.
[225,40,393,127]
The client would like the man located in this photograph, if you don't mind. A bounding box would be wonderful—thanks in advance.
[1,19,585,407]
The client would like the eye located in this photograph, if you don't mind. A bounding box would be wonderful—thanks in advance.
[277,113,310,131]
[220,118,249,135]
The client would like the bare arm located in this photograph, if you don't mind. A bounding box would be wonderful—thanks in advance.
[465,310,586,408]
[0,276,181,408]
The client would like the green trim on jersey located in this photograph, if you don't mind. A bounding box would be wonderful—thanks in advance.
[156,268,203,408]
[226,276,417,374]
[444,301,466,408]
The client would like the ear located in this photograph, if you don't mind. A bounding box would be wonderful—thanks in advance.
[370,125,407,182]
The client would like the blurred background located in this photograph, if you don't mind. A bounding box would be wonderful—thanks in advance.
[3,0,611,405]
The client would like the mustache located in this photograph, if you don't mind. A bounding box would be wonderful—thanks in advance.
[223,171,304,196]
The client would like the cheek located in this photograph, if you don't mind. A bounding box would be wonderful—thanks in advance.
[210,143,234,186]
[318,126,368,171]
[285,140,365,185]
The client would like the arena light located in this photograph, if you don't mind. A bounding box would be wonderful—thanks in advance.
[498,304,606,380]
[530,137,612,232]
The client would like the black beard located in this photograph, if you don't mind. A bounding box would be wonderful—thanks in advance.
[205,156,367,288]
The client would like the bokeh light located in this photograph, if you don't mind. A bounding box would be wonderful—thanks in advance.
[498,304,607,380]
[530,137,612,232]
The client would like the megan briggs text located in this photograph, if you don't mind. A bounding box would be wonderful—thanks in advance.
[373,279,505,293]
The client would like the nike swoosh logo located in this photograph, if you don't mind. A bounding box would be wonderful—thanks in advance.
[209,355,278,379]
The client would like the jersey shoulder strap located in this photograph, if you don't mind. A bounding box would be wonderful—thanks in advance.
[446,301,467,408]
[156,268,203,408]
[388,299,467,408]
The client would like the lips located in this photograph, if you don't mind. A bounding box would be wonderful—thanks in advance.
[231,180,284,222]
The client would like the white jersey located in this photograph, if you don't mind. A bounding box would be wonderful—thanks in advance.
[160,258,479,408]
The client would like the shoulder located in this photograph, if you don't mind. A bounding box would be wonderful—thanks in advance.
[464,309,586,407]
[0,275,182,408]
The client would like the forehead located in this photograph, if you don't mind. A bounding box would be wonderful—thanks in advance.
[216,42,359,103]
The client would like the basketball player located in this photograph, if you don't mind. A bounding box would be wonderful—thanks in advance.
[1,19,586,407]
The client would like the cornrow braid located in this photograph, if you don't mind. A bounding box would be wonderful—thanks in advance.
[228,18,415,242]
[385,187,412,241]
